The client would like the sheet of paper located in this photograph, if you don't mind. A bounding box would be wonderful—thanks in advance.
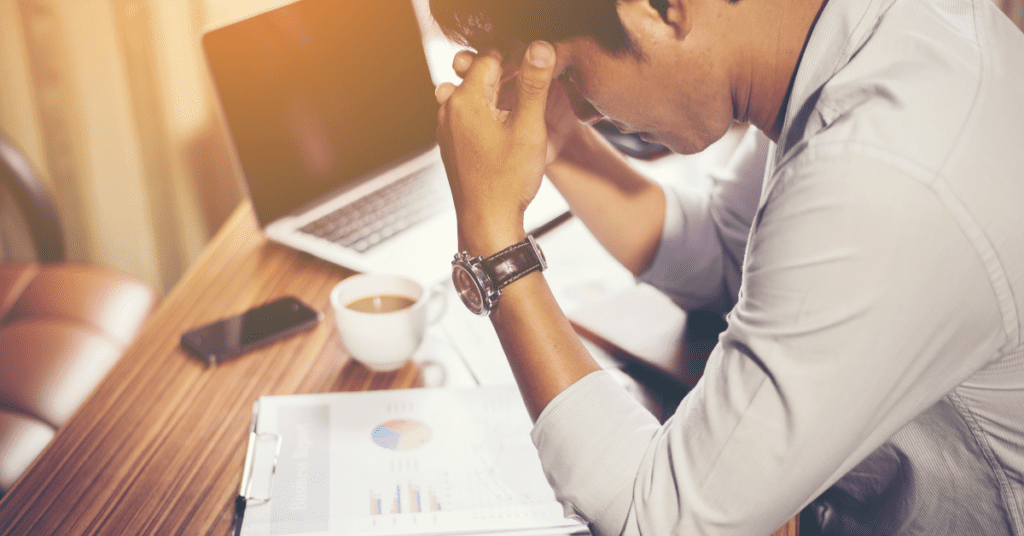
[567,283,687,368]
[539,218,637,315]
[435,286,517,386]
[240,386,586,536]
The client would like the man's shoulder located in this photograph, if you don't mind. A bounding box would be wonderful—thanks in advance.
[784,0,1023,180]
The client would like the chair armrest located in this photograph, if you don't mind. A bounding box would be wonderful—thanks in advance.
[0,136,65,263]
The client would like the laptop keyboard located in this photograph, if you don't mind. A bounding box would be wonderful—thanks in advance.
[298,167,449,252]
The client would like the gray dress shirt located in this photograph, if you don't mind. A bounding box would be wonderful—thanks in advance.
[530,0,1024,534]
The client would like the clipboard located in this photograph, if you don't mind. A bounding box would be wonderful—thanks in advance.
[232,386,589,536]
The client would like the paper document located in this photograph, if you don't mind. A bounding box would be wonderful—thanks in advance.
[568,282,687,368]
[239,386,587,536]
[568,283,701,389]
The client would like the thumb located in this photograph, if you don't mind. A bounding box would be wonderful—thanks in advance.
[511,41,556,133]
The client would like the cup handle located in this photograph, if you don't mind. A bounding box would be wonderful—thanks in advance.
[425,282,447,325]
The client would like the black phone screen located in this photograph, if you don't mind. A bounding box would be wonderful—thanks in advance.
[181,296,321,365]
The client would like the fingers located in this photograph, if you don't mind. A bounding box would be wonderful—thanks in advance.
[452,50,474,78]
[460,48,503,98]
[511,41,557,133]
[435,82,456,105]
[437,45,552,139]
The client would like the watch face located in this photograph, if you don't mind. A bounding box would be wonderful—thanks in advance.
[453,265,484,314]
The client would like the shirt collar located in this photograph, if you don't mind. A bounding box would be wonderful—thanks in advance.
[775,0,898,162]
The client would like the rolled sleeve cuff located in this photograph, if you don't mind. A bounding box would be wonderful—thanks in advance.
[637,183,730,311]
[531,371,660,534]
[637,182,684,290]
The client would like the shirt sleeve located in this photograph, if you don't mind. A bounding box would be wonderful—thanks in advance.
[532,151,1006,535]
[638,127,771,313]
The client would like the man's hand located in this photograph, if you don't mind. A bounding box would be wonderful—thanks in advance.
[449,44,585,166]
[435,41,558,256]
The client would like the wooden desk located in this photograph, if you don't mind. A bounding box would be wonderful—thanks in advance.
[0,202,797,536]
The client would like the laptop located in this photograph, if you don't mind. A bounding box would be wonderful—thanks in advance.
[203,0,460,284]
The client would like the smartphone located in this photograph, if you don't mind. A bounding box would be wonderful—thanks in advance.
[180,296,322,365]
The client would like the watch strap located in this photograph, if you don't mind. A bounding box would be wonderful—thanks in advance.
[482,236,545,291]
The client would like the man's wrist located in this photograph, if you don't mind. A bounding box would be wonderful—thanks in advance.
[451,234,546,316]
[461,233,528,259]
[458,219,527,259]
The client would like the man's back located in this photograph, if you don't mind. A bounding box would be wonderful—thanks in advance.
[771,0,1024,532]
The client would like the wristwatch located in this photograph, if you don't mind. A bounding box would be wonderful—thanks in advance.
[451,235,547,316]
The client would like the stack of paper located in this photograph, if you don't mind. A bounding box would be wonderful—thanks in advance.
[239,386,588,536]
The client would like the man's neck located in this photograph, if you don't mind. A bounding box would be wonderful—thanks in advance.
[730,0,828,143]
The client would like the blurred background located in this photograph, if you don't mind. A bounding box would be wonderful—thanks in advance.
[1,0,1021,296]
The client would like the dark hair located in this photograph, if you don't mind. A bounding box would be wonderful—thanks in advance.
[428,0,637,56]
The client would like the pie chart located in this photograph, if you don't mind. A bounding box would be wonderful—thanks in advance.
[371,419,432,450]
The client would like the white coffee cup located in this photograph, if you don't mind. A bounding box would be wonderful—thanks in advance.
[329,274,446,371]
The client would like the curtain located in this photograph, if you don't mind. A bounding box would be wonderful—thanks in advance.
[0,0,252,295]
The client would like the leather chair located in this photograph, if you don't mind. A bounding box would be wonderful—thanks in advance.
[0,135,157,494]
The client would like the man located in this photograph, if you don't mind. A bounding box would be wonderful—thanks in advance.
[431,0,1024,533]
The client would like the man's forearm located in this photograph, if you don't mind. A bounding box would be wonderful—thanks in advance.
[545,124,666,276]
[489,271,602,421]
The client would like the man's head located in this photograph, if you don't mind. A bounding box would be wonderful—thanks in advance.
[430,0,823,153]
[429,0,637,58]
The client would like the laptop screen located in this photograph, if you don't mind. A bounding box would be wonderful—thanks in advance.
[203,0,439,225]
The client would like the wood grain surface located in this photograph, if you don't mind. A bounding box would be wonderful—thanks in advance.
[0,202,797,536]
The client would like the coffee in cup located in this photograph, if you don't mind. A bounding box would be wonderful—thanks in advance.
[346,294,417,314]
[330,274,446,371]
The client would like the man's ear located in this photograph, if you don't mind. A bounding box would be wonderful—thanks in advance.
[649,0,689,38]
[622,0,690,41]
[650,0,671,20]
